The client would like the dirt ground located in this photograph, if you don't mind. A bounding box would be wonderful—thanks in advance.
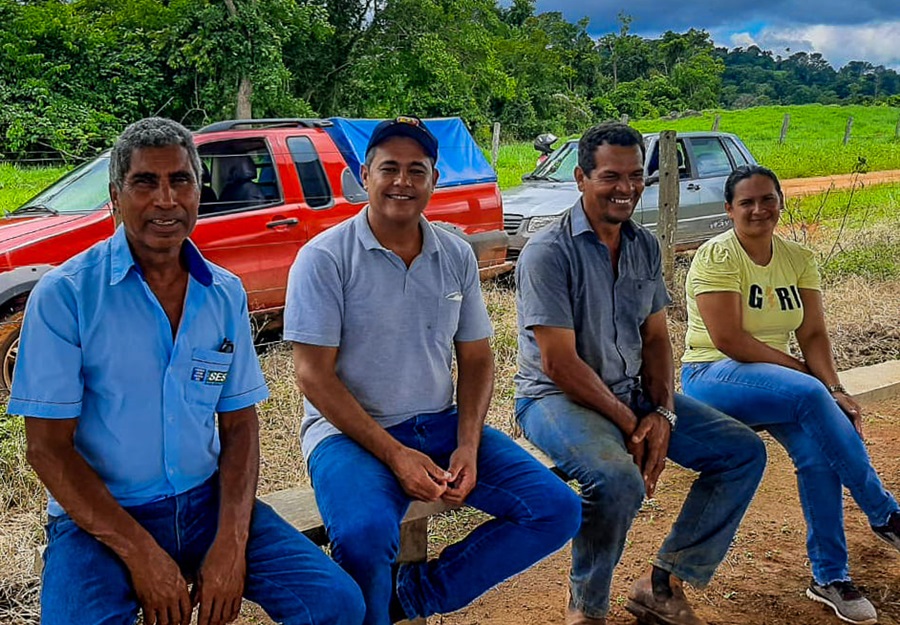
[229,396,900,625]
[436,396,900,625]
[781,169,900,198]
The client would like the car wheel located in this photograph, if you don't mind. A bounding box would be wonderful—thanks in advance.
[0,312,23,393]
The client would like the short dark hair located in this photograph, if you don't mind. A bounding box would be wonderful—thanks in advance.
[577,122,644,177]
[724,165,782,204]
[110,117,201,191]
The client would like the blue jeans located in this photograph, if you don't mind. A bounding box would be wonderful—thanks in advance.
[307,407,581,625]
[41,475,365,625]
[516,392,766,619]
[682,359,900,585]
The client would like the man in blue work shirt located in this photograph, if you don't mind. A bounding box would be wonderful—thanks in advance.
[286,116,581,625]
[514,122,767,625]
[9,117,364,625]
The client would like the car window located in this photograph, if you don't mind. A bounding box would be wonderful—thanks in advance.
[645,139,689,179]
[287,137,333,209]
[197,139,281,216]
[690,138,733,179]
[724,137,750,167]
[532,141,578,182]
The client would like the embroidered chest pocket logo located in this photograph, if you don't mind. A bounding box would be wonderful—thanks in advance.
[188,348,235,411]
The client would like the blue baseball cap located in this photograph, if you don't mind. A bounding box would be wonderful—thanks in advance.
[366,115,438,162]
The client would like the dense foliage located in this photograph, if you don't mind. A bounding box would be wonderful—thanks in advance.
[1,0,899,159]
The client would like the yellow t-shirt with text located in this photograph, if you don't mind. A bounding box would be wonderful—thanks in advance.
[683,229,821,363]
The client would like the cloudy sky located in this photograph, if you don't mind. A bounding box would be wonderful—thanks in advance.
[536,0,900,70]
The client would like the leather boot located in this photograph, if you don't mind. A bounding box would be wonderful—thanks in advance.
[625,572,707,625]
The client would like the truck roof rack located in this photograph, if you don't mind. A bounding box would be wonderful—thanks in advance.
[196,118,334,134]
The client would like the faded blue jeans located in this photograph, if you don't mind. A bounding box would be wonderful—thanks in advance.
[516,391,766,619]
[41,475,365,625]
[307,407,582,625]
[682,359,900,585]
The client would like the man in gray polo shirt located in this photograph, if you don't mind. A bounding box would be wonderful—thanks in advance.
[515,122,766,625]
[285,116,581,625]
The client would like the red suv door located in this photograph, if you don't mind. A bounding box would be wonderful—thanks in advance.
[189,137,305,313]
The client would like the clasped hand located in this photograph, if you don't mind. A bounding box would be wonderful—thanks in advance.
[388,446,478,505]
[625,412,671,499]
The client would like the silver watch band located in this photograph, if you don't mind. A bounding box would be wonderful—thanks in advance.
[654,406,677,430]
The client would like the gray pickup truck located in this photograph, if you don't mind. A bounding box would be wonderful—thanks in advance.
[502,131,758,261]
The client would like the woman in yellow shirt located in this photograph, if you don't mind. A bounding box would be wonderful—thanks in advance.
[681,165,899,625]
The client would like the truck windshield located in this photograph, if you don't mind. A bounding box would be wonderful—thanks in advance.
[11,156,111,216]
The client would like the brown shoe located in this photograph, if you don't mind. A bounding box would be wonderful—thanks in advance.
[625,573,707,625]
[565,607,606,625]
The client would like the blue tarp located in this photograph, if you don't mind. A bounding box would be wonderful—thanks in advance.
[325,117,497,188]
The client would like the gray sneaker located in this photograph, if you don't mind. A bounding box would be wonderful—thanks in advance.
[806,579,877,625]
[871,511,900,552]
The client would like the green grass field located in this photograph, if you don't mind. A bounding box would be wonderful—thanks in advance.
[4,104,900,210]
[490,104,900,188]
[0,163,69,213]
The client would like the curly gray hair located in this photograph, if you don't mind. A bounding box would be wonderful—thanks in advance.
[109,117,202,191]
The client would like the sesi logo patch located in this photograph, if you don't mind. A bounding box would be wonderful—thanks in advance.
[205,370,229,385]
[191,368,228,385]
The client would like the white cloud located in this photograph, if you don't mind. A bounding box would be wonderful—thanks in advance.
[722,21,900,70]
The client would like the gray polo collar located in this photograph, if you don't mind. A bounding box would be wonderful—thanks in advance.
[355,206,439,256]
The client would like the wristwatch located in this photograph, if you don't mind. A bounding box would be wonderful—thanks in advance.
[654,406,678,430]
[826,383,847,395]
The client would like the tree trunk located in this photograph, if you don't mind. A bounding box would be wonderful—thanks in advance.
[236,76,253,120]
[223,0,253,119]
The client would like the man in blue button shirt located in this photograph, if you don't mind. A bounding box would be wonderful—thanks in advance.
[514,122,766,625]
[9,118,363,625]
[286,116,581,625]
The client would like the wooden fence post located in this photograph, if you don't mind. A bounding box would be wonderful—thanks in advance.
[491,122,501,171]
[779,114,790,144]
[843,117,853,146]
[896,114,900,139]
[657,130,679,291]
[712,114,721,131]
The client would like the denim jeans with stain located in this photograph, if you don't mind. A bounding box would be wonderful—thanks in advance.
[683,359,900,585]
[516,391,766,619]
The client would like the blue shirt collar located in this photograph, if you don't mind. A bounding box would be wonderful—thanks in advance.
[570,199,637,241]
[109,225,214,287]
[356,206,439,256]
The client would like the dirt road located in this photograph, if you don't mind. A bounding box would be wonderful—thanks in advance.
[782,169,900,197]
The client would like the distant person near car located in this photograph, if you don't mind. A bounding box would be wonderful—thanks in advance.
[8,117,364,625]
[681,164,900,625]
[514,121,767,625]
[286,115,581,625]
